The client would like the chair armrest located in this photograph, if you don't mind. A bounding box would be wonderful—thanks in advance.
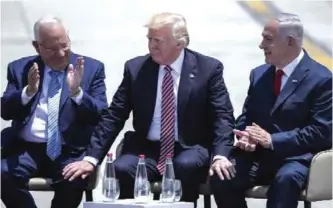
[305,149,332,201]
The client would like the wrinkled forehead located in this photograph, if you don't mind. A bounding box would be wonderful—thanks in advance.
[38,23,68,44]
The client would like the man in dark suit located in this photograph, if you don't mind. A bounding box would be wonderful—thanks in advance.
[1,15,108,208]
[64,12,235,204]
[210,13,332,208]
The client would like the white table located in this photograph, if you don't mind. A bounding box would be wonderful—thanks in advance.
[84,199,194,208]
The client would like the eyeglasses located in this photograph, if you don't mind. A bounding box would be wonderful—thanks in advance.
[37,40,71,55]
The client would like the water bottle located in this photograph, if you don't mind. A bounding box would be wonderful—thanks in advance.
[160,154,175,203]
[102,152,118,202]
[134,154,150,204]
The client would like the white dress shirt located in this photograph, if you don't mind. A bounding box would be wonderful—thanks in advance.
[147,49,185,141]
[85,50,186,166]
[277,49,304,90]
[20,66,83,143]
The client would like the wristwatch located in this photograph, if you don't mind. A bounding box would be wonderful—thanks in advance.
[70,87,81,97]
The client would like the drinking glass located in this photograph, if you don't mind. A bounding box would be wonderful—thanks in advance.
[103,178,120,202]
[174,180,182,202]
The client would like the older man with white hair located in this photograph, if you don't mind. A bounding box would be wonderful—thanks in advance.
[66,12,235,206]
[210,12,332,208]
[1,15,108,208]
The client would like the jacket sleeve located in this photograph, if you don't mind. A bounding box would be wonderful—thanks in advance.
[210,62,235,158]
[86,62,132,162]
[1,63,34,121]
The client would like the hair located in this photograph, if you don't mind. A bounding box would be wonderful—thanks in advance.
[274,12,304,47]
[33,15,68,41]
[145,12,190,47]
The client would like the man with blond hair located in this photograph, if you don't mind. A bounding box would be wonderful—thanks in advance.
[66,12,235,205]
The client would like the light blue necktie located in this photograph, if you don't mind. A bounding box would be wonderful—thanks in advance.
[47,70,62,160]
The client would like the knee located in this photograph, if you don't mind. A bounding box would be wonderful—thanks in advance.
[273,169,305,188]
[173,157,199,181]
[114,160,130,175]
[174,156,197,171]
[114,158,136,180]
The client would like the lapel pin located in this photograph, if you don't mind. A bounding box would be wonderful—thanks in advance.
[292,79,298,83]
[189,73,195,78]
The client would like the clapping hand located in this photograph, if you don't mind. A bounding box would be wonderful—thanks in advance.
[246,123,273,149]
[233,129,257,152]
[67,56,84,94]
[27,62,40,96]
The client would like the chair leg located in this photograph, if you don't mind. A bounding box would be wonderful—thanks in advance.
[204,194,211,208]
[304,201,311,208]
[85,190,93,201]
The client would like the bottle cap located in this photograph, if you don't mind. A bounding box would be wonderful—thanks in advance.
[138,154,145,158]
[107,152,113,158]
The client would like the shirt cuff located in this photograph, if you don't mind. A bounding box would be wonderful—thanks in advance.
[21,86,36,105]
[213,155,226,162]
[83,156,99,166]
[71,88,83,105]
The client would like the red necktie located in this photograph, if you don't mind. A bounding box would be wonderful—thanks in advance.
[157,65,175,174]
[274,69,284,96]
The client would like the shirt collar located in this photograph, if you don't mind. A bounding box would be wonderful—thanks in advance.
[278,50,304,77]
[160,49,185,74]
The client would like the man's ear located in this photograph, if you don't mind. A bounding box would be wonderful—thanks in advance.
[288,36,295,47]
[32,41,40,54]
[176,41,184,49]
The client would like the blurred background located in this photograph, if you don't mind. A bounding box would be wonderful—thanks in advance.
[1,0,332,207]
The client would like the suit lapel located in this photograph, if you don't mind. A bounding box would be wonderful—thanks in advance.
[271,56,310,114]
[139,58,159,131]
[177,50,196,128]
[59,54,76,111]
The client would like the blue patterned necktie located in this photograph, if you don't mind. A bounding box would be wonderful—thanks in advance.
[47,70,62,160]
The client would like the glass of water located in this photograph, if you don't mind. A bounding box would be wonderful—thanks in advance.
[146,181,154,201]
[174,180,182,202]
[160,179,176,203]
[103,178,120,202]
[134,178,150,204]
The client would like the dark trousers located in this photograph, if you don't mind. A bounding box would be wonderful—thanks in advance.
[1,141,87,208]
[114,137,210,205]
[210,149,309,208]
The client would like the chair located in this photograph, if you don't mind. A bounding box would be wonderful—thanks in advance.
[115,140,332,208]
[199,149,332,208]
[28,165,100,201]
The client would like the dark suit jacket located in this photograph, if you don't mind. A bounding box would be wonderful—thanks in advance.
[87,49,235,162]
[236,50,332,163]
[1,52,108,154]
